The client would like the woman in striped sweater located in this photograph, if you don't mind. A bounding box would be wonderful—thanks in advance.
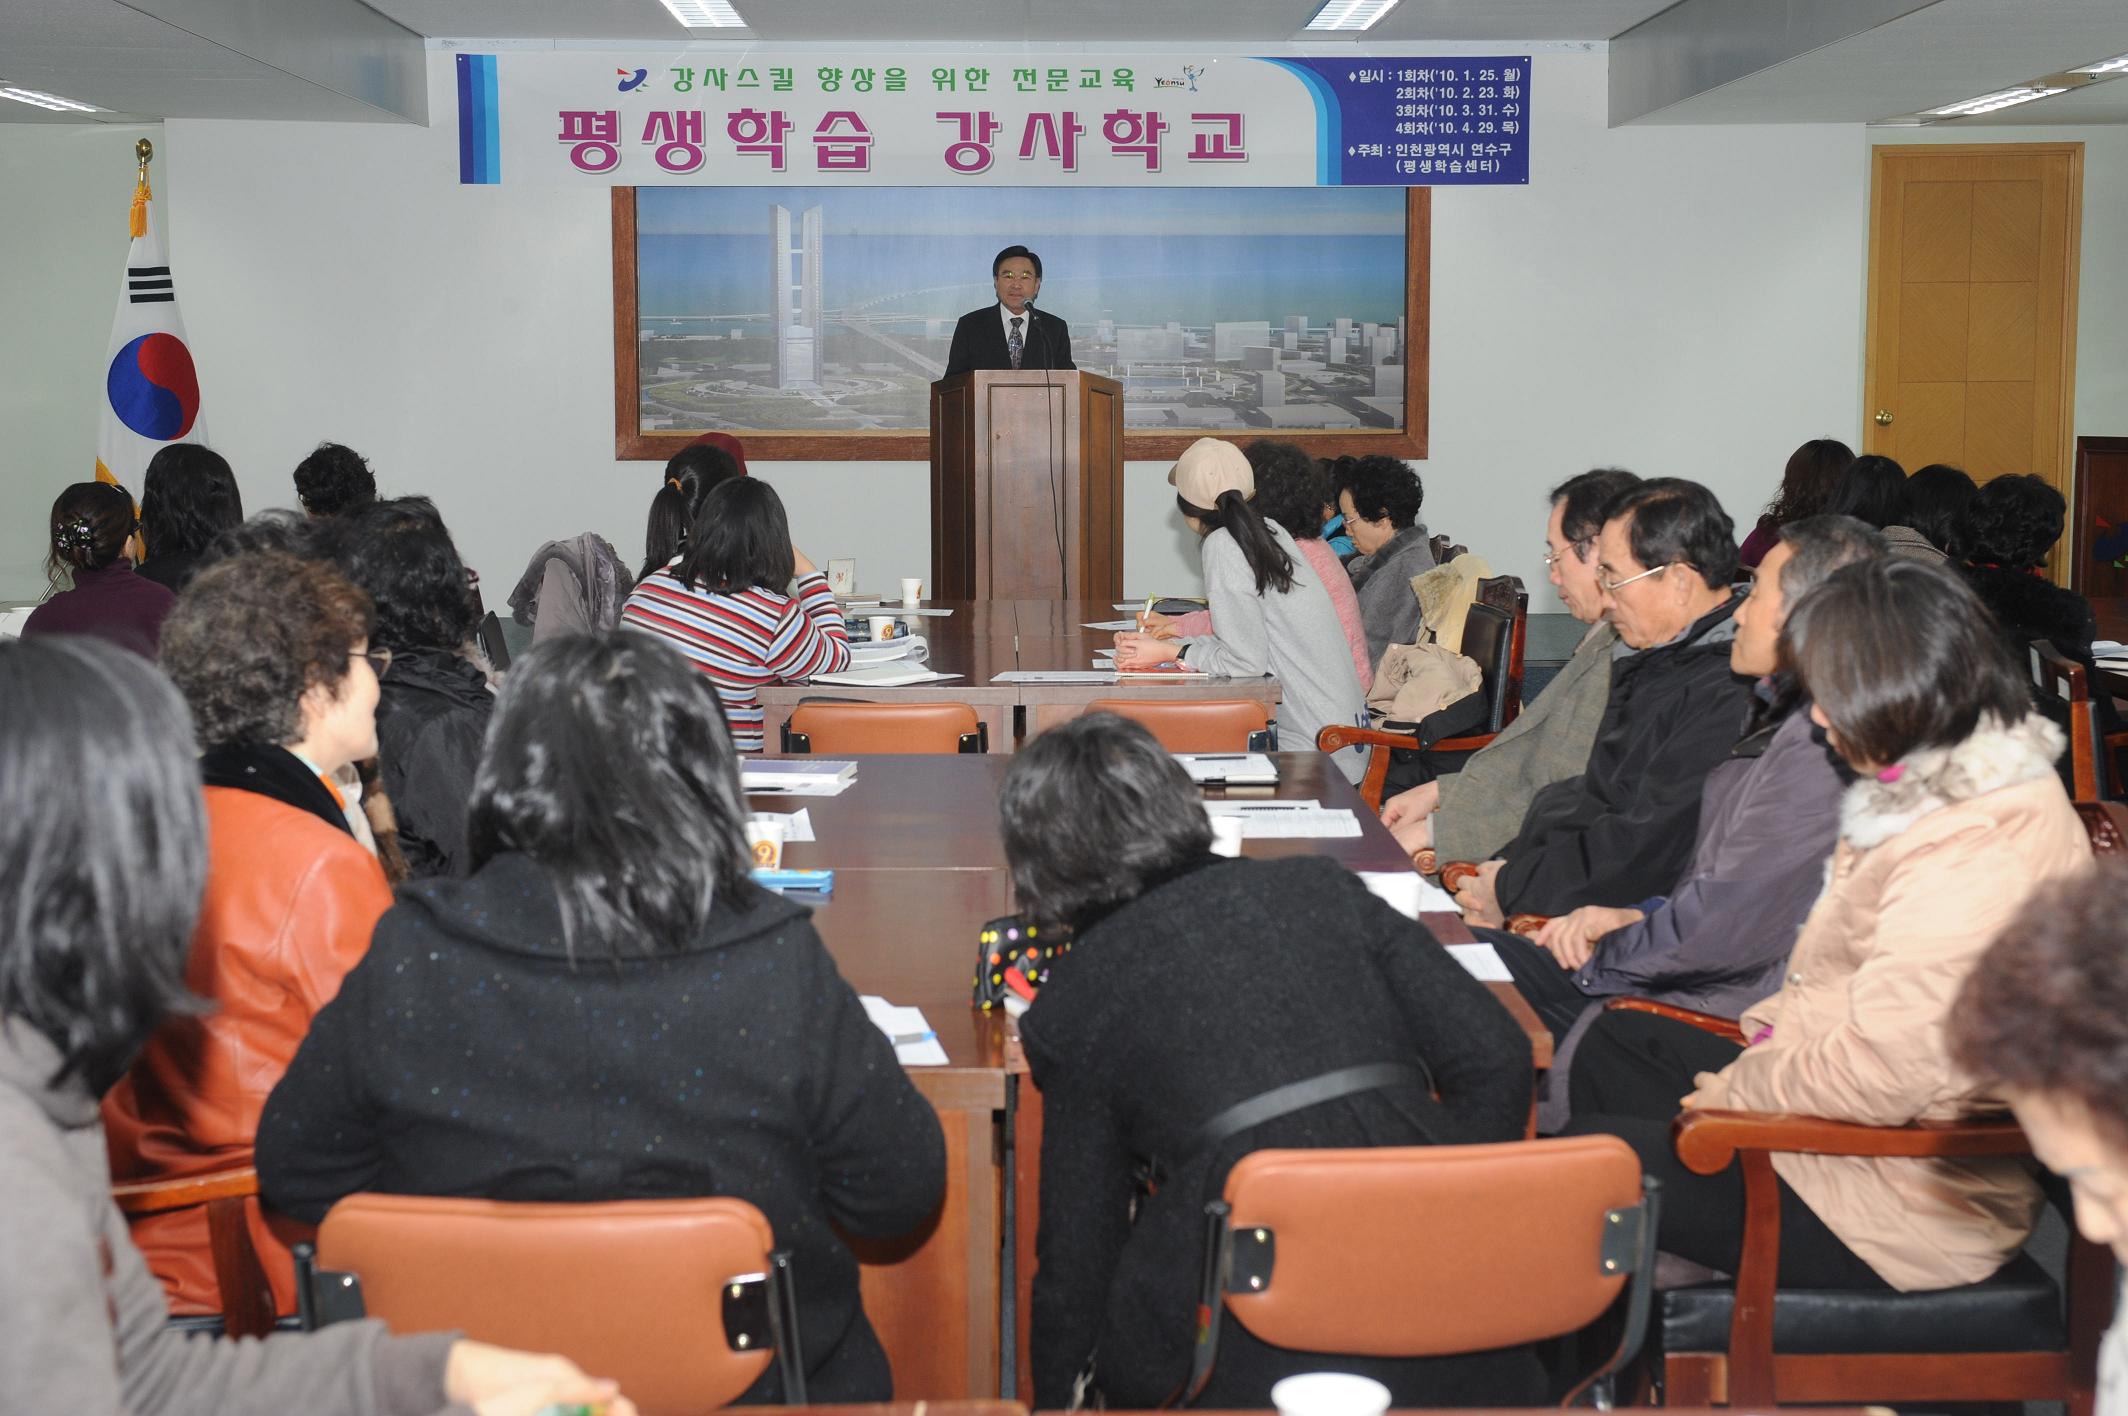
[621,477,850,751]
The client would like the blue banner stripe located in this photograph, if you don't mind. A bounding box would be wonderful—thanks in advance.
[456,54,500,185]
[1260,59,1340,186]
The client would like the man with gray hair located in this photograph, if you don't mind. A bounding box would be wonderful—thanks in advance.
[1485,514,1888,1122]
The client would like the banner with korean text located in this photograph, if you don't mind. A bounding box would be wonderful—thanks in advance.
[455,51,1529,188]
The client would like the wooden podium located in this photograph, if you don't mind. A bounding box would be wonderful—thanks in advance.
[929,369,1124,600]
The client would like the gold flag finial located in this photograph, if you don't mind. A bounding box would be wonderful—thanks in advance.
[136,137,153,172]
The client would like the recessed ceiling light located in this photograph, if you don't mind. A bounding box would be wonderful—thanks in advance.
[1926,85,2068,117]
[659,0,745,27]
[2072,53,2128,76]
[0,85,102,112]
[1304,0,1400,32]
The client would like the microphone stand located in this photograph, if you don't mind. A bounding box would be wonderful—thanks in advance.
[1024,298,1068,596]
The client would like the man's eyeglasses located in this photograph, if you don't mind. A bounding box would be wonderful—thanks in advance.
[1597,563,1676,595]
[1542,539,1591,570]
[353,647,393,676]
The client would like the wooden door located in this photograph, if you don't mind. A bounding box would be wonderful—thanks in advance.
[1864,143,2083,574]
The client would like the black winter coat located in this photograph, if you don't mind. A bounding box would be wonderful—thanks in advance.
[256,853,946,1403]
[373,648,493,878]
[1019,855,1538,1411]
[1965,565,2122,754]
[1496,597,1755,916]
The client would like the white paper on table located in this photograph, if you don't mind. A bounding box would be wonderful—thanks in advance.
[878,604,955,616]
[2097,640,2125,655]
[747,777,856,797]
[860,995,950,1066]
[807,664,962,687]
[1202,801,1361,838]
[752,808,816,842]
[992,669,1120,684]
[1111,602,1141,612]
[0,606,31,639]
[1083,618,1139,631]
[1358,870,1458,917]
[1446,943,1513,982]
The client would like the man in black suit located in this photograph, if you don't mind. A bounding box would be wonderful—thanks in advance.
[942,244,1075,377]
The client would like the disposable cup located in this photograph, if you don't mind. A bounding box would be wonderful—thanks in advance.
[1270,1373,1392,1416]
[900,576,925,604]
[868,616,899,641]
[744,818,788,869]
[1209,815,1245,858]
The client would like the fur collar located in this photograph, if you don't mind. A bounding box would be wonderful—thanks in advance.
[1840,714,2064,850]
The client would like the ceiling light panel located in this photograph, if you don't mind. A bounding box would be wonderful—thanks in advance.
[0,85,103,112]
[1926,85,2068,117]
[2072,54,2128,76]
[1304,0,1400,33]
[659,0,745,28]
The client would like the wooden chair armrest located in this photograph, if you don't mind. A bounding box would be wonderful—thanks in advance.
[1426,731,1500,755]
[1438,860,1481,892]
[1603,996,1747,1043]
[1412,847,1437,876]
[112,1166,260,1216]
[1506,914,1549,935]
[1673,1108,2029,1176]
[1315,724,1422,753]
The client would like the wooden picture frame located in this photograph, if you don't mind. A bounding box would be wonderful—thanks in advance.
[612,186,1430,463]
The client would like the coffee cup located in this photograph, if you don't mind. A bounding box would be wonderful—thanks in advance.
[1270,1374,1391,1416]
[900,576,924,605]
[744,817,788,869]
[1209,815,1245,858]
[868,616,899,641]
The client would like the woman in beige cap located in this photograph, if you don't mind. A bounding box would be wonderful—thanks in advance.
[1114,437,1370,783]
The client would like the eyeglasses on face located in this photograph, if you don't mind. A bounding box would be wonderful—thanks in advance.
[1542,539,1592,570]
[353,646,392,676]
[1597,562,1678,595]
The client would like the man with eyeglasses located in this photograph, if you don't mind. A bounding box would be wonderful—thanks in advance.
[1383,468,1640,864]
[1452,478,1756,929]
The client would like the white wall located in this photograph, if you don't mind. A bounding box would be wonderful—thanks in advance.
[2,51,2122,613]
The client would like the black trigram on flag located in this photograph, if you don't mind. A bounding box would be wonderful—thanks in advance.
[128,266,175,304]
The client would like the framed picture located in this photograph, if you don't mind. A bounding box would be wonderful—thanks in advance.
[613,185,1429,462]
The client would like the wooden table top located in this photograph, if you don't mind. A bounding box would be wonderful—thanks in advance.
[748,751,1550,1077]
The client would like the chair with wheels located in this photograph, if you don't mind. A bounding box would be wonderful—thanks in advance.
[1082,698,1273,753]
[781,700,987,753]
[1187,1136,1659,1407]
[296,1193,806,1416]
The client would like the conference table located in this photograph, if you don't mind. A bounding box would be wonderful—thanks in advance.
[746,751,1549,1404]
[756,598,1284,751]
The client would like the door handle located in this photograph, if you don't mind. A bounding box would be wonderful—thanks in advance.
[1874,409,1894,426]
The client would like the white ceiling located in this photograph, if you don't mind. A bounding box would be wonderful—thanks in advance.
[2,0,2125,125]
[361,0,1675,44]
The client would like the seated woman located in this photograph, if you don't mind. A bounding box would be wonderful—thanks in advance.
[22,480,174,658]
[1950,864,2128,1391]
[620,477,849,752]
[636,437,746,583]
[1961,472,2097,664]
[257,633,944,1403]
[1113,438,1369,783]
[0,635,631,1416]
[1882,462,1974,564]
[1337,454,1434,665]
[1567,555,2090,1290]
[1821,454,1907,531]
[136,443,245,593]
[1008,713,1536,1410]
[323,498,492,877]
[102,551,393,1317]
[1737,437,1853,569]
[1142,439,1373,692]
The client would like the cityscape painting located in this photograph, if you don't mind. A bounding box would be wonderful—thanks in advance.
[629,185,1412,444]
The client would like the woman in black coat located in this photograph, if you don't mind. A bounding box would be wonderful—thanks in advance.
[1004,714,1539,1410]
[257,634,945,1403]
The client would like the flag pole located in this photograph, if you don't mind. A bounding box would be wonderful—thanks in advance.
[131,138,153,238]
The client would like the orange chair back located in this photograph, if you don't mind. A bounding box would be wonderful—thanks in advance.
[311,1194,798,1414]
[1215,1137,1648,1357]
[1082,698,1270,752]
[786,700,983,753]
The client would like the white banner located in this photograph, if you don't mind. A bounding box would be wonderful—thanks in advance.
[453,50,1530,188]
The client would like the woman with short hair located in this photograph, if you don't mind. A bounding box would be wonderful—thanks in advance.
[1738,437,1854,568]
[1112,438,1369,782]
[0,635,632,1416]
[620,476,849,752]
[258,633,944,1403]
[1568,555,2090,1290]
[137,442,245,592]
[323,497,491,877]
[1009,712,1535,1409]
[22,480,174,657]
[102,551,393,1318]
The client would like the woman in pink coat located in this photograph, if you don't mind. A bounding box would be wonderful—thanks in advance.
[1566,555,2089,1290]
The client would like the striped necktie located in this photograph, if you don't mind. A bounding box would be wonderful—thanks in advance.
[1009,315,1024,369]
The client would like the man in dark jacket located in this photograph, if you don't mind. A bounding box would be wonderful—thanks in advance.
[1485,517,1885,1075]
[1453,479,1755,923]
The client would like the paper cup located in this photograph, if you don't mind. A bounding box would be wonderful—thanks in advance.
[1270,1373,1392,1416]
[900,576,925,604]
[1209,815,1245,858]
[868,615,899,641]
[744,817,788,869]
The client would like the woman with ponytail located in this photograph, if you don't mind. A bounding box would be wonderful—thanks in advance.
[638,439,745,582]
[22,481,175,658]
[1113,438,1370,783]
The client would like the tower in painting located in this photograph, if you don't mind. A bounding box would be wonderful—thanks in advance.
[770,203,824,389]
